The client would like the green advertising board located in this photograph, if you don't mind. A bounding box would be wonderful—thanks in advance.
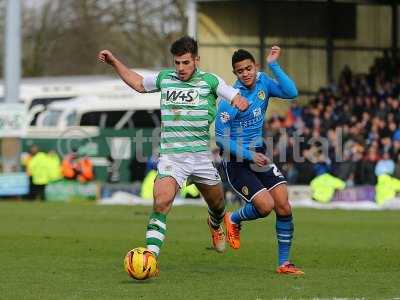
[45,180,98,202]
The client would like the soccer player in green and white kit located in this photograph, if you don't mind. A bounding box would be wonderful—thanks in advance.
[98,36,249,275]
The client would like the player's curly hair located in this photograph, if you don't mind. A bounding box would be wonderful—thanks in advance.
[232,49,255,68]
[170,36,198,57]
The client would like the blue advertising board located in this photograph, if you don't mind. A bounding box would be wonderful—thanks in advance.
[0,172,29,196]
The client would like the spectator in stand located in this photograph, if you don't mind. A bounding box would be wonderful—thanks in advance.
[267,52,400,187]
[375,152,395,178]
[393,128,400,143]
[394,152,400,179]
[62,149,94,183]
[354,147,379,185]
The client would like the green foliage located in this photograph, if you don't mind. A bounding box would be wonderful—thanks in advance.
[0,202,399,299]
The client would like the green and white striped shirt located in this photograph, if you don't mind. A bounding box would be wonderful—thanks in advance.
[143,69,238,154]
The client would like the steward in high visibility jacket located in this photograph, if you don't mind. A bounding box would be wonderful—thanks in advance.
[62,153,94,183]
[140,170,157,200]
[22,145,39,176]
[180,181,200,198]
[62,153,78,180]
[310,173,346,203]
[375,174,400,205]
[28,152,51,185]
[47,151,62,182]
[28,151,51,200]
[77,156,94,183]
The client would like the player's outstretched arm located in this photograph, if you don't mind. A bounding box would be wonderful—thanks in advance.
[215,100,269,166]
[266,46,298,99]
[98,50,146,93]
[215,100,253,161]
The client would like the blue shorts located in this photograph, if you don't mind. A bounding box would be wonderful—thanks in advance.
[222,161,287,202]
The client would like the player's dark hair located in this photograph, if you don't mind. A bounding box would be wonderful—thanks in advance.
[232,49,255,68]
[170,36,198,57]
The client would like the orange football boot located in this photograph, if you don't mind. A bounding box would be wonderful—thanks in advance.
[207,217,226,253]
[276,262,304,275]
[224,213,241,249]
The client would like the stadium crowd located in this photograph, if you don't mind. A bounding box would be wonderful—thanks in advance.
[266,51,400,186]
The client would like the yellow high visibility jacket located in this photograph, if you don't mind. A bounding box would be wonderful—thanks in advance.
[28,152,50,185]
[140,170,157,200]
[180,181,200,198]
[310,173,346,203]
[21,153,33,175]
[47,153,62,182]
[375,174,400,205]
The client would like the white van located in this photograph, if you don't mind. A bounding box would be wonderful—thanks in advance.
[0,69,159,127]
[26,92,161,139]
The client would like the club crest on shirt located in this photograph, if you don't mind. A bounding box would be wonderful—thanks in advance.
[257,90,266,101]
[220,112,230,123]
[242,186,249,196]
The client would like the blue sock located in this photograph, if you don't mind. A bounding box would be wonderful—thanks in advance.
[231,202,262,224]
[276,214,294,266]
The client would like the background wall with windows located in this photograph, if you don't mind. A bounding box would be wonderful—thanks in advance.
[195,0,398,108]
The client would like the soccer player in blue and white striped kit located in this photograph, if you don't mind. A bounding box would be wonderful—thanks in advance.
[215,46,304,275]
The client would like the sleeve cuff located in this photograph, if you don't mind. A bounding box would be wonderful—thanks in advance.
[216,82,239,102]
[142,74,158,92]
[267,61,280,68]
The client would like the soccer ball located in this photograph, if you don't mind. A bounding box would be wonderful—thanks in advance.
[124,247,158,280]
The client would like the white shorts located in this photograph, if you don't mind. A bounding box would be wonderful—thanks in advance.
[157,152,221,188]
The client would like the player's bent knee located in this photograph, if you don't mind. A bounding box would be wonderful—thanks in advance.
[197,183,225,211]
[153,187,175,212]
[257,203,274,217]
[253,190,274,217]
[269,184,291,215]
[153,196,174,213]
[275,203,292,216]
[274,199,292,216]
[153,177,179,214]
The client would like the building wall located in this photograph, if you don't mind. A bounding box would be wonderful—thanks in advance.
[197,2,393,97]
[332,5,392,79]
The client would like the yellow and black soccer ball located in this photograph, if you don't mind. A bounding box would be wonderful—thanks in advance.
[124,247,158,280]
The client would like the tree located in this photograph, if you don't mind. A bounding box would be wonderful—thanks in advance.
[20,0,187,77]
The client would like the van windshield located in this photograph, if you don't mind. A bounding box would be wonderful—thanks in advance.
[66,111,77,126]
[79,110,161,129]
[42,110,62,127]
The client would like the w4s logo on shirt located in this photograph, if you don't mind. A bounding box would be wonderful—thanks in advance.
[164,88,200,106]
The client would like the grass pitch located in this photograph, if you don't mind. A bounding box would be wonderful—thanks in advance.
[0,201,399,300]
